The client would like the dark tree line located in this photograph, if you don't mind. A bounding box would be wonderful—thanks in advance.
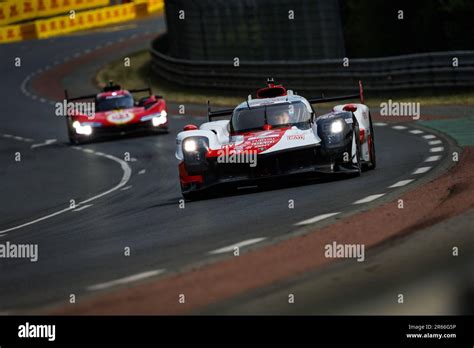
[341,0,474,57]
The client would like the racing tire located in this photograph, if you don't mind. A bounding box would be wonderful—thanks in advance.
[68,130,88,145]
[67,118,85,145]
[181,183,206,201]
[367,112,377,170]
[351,128,362,177]
[181,190,206,201]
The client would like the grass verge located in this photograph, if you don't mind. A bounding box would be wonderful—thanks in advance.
[96,49,474,107]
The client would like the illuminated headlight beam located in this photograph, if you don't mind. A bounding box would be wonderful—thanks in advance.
[72,121,93,135]
[142,110,168,127]
[183,139,197,152]
[330,119,344,133]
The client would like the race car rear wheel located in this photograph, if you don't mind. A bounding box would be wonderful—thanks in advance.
[351,127,362,177]
[368,112,377,170]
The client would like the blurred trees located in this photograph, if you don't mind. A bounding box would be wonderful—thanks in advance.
[341,0,474,57]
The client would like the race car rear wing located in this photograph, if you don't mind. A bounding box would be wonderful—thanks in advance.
[207,100,234,122]
[64,86,154,102]
[207,81,365,121]
[64,90,96,102]
[128,87,153,95]
[307,80,365,105]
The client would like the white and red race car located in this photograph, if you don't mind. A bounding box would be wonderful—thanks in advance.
[176,79,376,199]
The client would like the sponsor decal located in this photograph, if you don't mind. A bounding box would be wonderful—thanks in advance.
[106,110,134,124]
[287,134,305,140]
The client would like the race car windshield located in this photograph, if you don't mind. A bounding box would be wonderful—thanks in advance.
[232,101,311,132]
[96,95,134,111]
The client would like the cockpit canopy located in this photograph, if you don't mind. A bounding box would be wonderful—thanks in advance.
[231,101,311,132]
[96,93,134,112]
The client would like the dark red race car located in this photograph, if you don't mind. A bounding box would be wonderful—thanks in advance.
[64,81,168,144]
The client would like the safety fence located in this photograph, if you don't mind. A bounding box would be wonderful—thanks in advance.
[150,35,474,94]
[0,0,163,43]
[0,0,108,26]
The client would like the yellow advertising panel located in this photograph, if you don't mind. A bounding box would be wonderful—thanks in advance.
[0,0,109,26]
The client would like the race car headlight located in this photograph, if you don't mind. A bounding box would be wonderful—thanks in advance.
[142,110,168,126]
[183,139,198,152]
[82,126,93,135]
[72,121,93,135]
[330,119,344,133]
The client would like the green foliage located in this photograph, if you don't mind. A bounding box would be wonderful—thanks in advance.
[341,0,474,57]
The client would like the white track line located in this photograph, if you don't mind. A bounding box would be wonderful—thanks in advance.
[413,166,432,174]
[138,169,146,175]
[409,129,424,134]
[423,134,436,139]
[425,155,441,162]
[30,139,57,148]
[0,152,131,234]
[373,122,387,126]
[392,125,407,130]
[295,212,340,226]
[73,204,93,212]
[428,140,442,145]
[120,185,132,191]
[86,269,165,291]
[208,238,266,254]
[430,147,444,153]
[352,194,386,204]
[388,179,415,188]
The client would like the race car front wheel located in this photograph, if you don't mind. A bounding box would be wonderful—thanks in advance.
[180,183,206,201]
[68,130,88,145]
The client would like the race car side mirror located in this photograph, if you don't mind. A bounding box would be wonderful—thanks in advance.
[143,96,156,105]
[343,104,357,112]
[184,124,198,131]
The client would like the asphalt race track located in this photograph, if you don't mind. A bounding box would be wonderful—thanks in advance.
[0,16,451,312]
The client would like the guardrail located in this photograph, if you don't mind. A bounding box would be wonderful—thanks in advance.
[150,35,474,94]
